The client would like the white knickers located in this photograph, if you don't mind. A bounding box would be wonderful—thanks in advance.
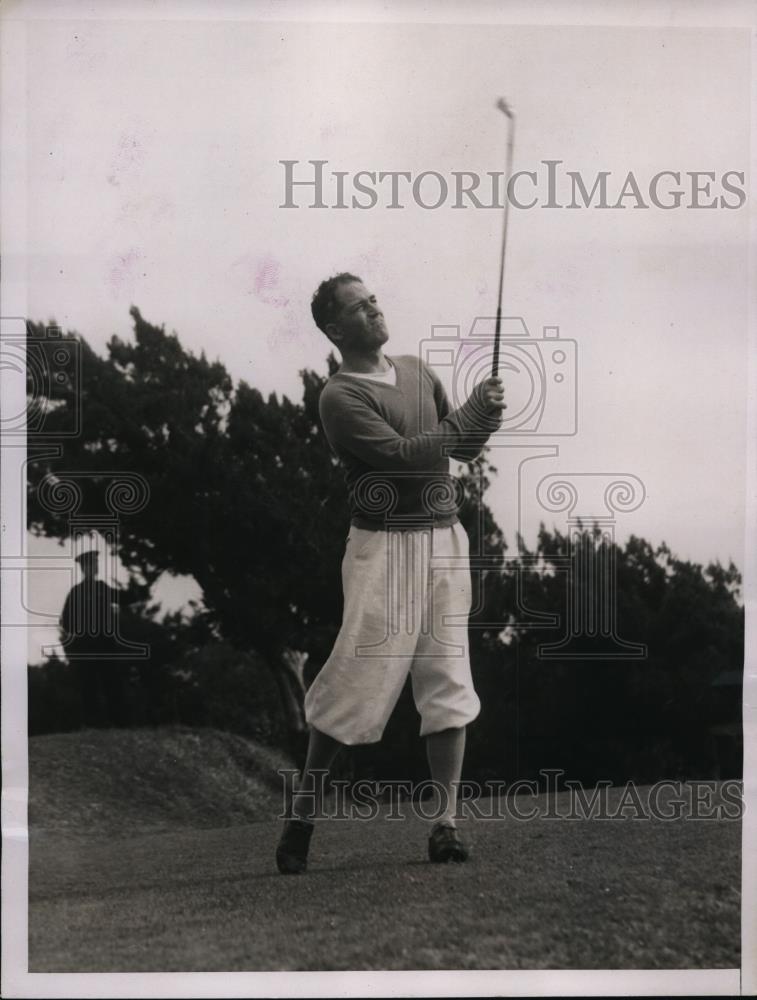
[304,522,480,745]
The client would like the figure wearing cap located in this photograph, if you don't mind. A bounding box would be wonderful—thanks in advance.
[60,550,126,727]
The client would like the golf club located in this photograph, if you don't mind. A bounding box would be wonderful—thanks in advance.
[492,97,515,378]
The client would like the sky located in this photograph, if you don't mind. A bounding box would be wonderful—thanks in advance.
[9,6,752,661]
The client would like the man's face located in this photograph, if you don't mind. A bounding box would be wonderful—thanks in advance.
[327,281,388,353]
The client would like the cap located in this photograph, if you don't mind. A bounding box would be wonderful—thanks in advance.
[75,550,100,566]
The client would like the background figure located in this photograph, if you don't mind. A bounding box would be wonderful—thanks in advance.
[59,550,127,727]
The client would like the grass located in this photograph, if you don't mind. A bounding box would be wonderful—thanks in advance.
[29,726,291,835]
[28,728,741,971]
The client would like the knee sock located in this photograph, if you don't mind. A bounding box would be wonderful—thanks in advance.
[425,726,466,828]
[291,726,343,821]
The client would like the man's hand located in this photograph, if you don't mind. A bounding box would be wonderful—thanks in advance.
[481,376,506,414]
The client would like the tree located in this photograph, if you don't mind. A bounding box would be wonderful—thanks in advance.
[466,525,745,784]
[26,311,744,781]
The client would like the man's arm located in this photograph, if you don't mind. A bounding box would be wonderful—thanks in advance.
[319,376,501,471]
[429,366,493,463]
[59,592,74,643]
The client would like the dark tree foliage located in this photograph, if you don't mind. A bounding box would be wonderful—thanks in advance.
[461,527,744,785]
[27,311,744,783]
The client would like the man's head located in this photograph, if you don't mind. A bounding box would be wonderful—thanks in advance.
[311,273,388,354]
[76,550,99,579]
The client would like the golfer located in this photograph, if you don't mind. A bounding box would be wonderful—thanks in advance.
[276,273,505,873]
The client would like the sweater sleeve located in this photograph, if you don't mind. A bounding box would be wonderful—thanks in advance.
[430,365,493,463]
[319,372,500,472]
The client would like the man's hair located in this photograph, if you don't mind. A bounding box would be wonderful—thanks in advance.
[311,272,362,335]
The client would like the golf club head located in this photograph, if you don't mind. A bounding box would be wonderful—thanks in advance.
[496,97,514,119]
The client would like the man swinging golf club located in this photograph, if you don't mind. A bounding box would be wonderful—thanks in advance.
[275,273,506,873]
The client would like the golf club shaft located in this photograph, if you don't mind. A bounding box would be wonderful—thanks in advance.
[493,112,516,377]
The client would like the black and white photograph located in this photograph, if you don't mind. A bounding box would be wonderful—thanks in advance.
[1,0,755,996]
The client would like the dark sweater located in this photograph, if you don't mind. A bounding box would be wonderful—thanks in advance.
[318,354,499,530]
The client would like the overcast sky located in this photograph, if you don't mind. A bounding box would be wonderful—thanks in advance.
[14,6,751,660]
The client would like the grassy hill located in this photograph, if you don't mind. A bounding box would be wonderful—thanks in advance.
[27,727,742,972]
[29,726,294,836]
